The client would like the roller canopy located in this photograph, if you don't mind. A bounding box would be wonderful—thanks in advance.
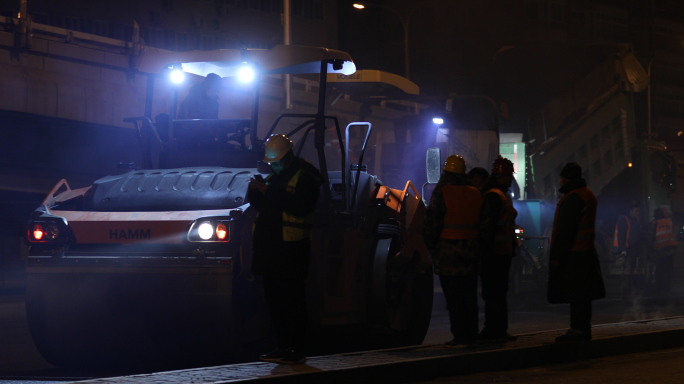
[138,44,356,77]
[327,69,419,97]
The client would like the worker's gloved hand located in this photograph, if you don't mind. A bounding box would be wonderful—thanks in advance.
[248,178,267,193]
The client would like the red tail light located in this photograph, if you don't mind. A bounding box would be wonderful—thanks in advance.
[216,223,228,240]
[33,224,44,240]
[28,220,70,243]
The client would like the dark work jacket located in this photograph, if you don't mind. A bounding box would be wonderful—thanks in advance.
[248,157,323,278]
[478,179,515,258]
[178,82,219,119]
[547,178,606,303]
[423,172,485,276]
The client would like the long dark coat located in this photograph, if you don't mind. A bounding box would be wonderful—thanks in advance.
[547,178,606,304]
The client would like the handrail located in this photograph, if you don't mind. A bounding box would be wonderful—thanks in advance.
[346,122,372,211]
[265,112,346,209]
[401,180,420,201]
[42,179,71,207]
[123,116,165,145]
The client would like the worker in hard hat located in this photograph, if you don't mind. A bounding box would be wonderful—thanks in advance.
[548,162,605,342]
[247,134,324,365]
[424,154,484,347]
[477,156,518,343]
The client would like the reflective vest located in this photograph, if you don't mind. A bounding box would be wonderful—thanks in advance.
[440,185,482,240]
[484,188,517,255]
[652,218,677,249]
[265,169,315,242]
[552,187,597,251]
[613,215,630,253]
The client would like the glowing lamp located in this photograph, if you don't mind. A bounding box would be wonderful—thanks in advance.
[33,224,44,240]
[198,222,214,240]
[170,69,185,84]
[216,223,228,240]
[238,66,255,83]
[353,3,365,9]
[432,117,444,125]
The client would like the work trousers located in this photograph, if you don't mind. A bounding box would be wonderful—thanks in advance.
[263,276,307,352]
[480,255,512,334]
[439,274,478,344]
[569,300,592,334]
[654,251,675,298]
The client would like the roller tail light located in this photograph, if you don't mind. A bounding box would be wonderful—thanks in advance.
[28,219,72,244]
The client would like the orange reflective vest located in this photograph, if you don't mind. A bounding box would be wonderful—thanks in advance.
[440,185,483,240]
[484,188,517,255]
[613,215,630,253]
[552,187,597,251]
[652,218,677,249]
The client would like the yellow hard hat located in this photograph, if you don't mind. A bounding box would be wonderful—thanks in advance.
[263,134,293,162]
[443,155,466,174]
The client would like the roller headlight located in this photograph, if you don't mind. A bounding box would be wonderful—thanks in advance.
[187,218,231,242]
[198,222,214,240]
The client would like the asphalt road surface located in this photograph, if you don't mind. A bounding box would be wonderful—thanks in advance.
[2,275,684,383]
[418,346,684,383]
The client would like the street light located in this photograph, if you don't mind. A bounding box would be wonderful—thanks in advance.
[353,3,419,80]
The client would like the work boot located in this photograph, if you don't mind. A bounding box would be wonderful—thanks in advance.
[275,348,306,365]
[477,328,517,343]
[444,338,476,348]
[555,329,591,343]
[259,348,287,362]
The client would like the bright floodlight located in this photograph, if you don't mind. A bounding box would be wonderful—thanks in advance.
[353,3,365,9]
[432,117,444,125]
[238,66,255,83]
[170,69,185,84]
[198,222,214,240]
